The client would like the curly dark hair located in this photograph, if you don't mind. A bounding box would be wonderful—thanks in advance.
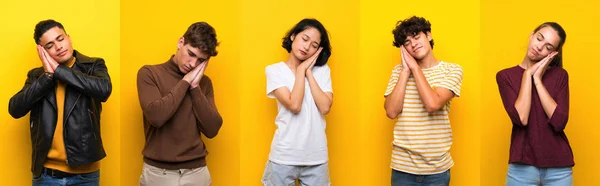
[282,18,332,66]
[392,16,434,49]
[183,22,219,57]
[34,19,65,44]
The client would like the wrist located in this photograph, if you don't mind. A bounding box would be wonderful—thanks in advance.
[44,72,54,79]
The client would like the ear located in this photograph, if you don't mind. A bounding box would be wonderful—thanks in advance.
[290,34,295,42]
[426,32,432,41]
[177,37,184,49]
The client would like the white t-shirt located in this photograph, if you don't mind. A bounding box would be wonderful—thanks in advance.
[265,62,333,165]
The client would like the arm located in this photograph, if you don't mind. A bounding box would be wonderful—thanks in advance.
[189,77,223,138]
[137,66,190,128]
[535,70,569,132]
[497,71,528,126]
[384,65,411,119]
[272,67,307,114]
[411,67,457,113]
[8,69,55,118]
[306,67,333,115]
[53,59,112,102]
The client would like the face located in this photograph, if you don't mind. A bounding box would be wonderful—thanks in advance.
[526,26,561,61]
[402,32,432,60]
[175,37,209,74]
[290,27,321,61]
[39,26,73,63]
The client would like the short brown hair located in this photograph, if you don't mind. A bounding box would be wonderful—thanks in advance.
[183,22,219,57]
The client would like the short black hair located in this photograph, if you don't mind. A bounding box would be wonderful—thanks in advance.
[183,22,219,57]
[282,18,332,66]
[34,19,65,44]
[392,16,434,49]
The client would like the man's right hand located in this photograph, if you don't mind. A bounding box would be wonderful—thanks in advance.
[37,45,54,73]
[183,63,202,84]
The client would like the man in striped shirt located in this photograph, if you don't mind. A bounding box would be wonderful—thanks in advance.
[383,16,463,186]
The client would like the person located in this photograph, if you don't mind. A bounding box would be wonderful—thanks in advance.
[136,22,223,186]
[9,19,113,185]
[496,22,573,186]
[262,18,333,186]
[383,16,463,186]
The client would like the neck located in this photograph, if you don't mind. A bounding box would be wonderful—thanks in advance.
[417,53,439,69]
[285,54,301,71]
[520,55,536,69]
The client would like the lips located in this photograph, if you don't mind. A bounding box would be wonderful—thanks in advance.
[57,50,67,57]
[299,50,307,56]
[413,46,422,53]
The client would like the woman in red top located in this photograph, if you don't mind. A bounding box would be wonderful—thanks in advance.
[496,22,573,186]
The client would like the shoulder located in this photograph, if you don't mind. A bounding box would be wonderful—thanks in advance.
[440,61,463,71]
[27,67,45,77]
[74,50,104,64]
[266,62,285,74]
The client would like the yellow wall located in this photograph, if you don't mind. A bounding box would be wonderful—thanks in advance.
[120,0,241,185]
[0,0,121,185]
[481,0,600,185]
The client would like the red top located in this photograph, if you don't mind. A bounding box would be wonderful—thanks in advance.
[496,65,574,167]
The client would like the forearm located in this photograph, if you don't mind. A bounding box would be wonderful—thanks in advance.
[9,74,55,118]
[189,87,223,138]
[138,74,190,128]
[385,71,410,118]
[53,65,112,102]
[411,68,443,112]
[288,69,306,112]
[306,72,332,115]
[534,79,557,118]
[515,72,533,125]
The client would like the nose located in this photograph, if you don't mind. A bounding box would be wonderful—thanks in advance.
[410,38,418,48]
[55,42,63,51]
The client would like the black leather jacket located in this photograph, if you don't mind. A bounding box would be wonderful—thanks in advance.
[8,50,112,177]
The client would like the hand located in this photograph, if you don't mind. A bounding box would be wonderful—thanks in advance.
[37,45,58,73]
[532,51,558,81]
[400,46,418,72]
[299,47,323,73]
[190,61,208,89]
[183,63,202,84]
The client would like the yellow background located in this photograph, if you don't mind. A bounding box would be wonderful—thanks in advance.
[0,0,121,185]
[1,0,598,185]
[480,0,600,185]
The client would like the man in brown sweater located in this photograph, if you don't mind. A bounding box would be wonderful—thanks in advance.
[136,22,223,186]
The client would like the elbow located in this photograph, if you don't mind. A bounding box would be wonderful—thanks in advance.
[520,118,528,126]
[98,82,113,102]
[8,99,27,119]
[289,104,302,114]
[204,117,223,139]
[385,107,400,119]
[319,106,331,115]
[425,104,442,114]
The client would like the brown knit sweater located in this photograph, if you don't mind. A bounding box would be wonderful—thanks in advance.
[136,56,223,169]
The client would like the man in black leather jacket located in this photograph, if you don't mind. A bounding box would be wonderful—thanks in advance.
[8,19,111,185]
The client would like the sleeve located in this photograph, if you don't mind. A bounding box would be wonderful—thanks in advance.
[189,76,223,138]
[315,65,333,93]
[137,66,190,128]
[53,58,112,102]
[547,70,569,132]
[384,64,402,96]
[266,65,287,98]
[436,64,463,97]
[8,68,55,118]
[496,70,525,126]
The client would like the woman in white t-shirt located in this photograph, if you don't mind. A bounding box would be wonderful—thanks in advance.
[262,18,333,186]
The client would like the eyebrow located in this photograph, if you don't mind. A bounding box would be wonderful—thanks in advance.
[43,34,64,48]
[187,49,199,57]
[303,34,320,45]
[539,33,556,48]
